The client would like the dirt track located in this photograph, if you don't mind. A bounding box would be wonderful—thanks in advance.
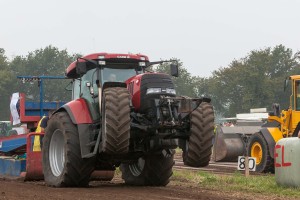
[0,153,288,200]
[0,179,215,200]
[0,175,290,200]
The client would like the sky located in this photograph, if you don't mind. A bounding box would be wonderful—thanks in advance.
[1,0,300,77]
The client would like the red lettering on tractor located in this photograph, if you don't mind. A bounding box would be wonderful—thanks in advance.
[274,144,292,168]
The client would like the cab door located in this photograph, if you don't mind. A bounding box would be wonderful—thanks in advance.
[73,69,100,121]
[291,80,300,133]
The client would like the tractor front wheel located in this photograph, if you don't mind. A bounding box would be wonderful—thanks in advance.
[101,87,131,154]
[42,112,95,187]
[182,102,214,167]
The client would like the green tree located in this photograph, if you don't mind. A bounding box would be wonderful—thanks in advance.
[207,45,298,117]
[0,48,15,120]
[10,45,78,103]
[0,48,8,70]
[0,46,80,120]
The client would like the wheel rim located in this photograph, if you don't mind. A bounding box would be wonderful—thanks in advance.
[251,142,262,165]
[129,158,145,176]
[49,129,65,177]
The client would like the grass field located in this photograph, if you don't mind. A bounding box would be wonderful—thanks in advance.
[172,170,300,198]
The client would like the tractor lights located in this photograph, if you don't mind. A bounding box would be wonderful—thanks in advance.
[146,88,176,95]
[98,61,106,65]
[98,55,106,65]
[139,62,146,67]
[146,88,161,94]
[166,88,176,95]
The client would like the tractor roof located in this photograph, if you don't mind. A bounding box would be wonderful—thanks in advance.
[66,53,149,78]
[289,75,300,80]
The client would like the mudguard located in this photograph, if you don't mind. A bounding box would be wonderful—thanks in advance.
[260,127,283,159]
[56,98,93,124]
[55,99,95,158]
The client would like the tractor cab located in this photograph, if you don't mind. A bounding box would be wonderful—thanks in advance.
[285,75,300,136]
[66,53,150,121]
[289,75,300,111]
[267,75,300,137]
[68,53,148,96]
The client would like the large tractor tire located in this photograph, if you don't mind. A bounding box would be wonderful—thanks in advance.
[120,150,174,186]
[182,102,214,167]
[42,112,96,187]
[247,132,274,173]
[101,87,131,154]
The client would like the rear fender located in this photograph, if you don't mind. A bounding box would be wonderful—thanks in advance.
[56,98,93,124]
[55,99,98,158]
[260,127,283,159]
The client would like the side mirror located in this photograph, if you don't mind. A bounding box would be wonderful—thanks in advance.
[76,62,87,75]
[170,63,179,77]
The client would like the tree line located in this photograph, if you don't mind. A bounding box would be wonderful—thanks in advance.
[0,45,299,120]
[0,46,78,120]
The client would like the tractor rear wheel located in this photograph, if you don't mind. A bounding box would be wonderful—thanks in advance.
[120,150,174,186]
[247,132,274,173]
[42,112,95,187]
[182,102,214,167]
[101,87,131,154]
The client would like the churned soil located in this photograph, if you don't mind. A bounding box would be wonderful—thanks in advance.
[0,175,293,200]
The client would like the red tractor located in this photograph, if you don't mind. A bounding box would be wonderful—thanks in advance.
[42,53,214,187]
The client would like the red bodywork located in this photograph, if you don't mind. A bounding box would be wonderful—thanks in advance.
[125,72,167,111]
[25,132,44,180]
[62,98,93,124]
[125,74,143,111]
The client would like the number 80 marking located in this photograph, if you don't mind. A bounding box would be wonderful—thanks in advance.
[237,156,256,171]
